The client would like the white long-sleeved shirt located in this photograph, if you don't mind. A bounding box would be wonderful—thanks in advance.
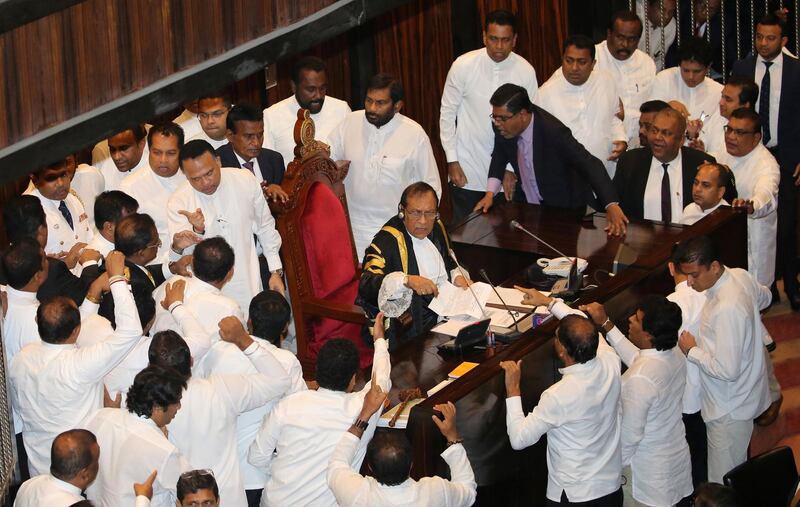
[9,280,143,476]
[84,232,115,258]
[439,48,538,191]
[537,68,626,177]
[71,163,105,227]
[687,267,771,421]
[263,95,351,164]
[197,336,306,491]
[636,0,676,71]
[13,474,84,507]
[96,147,149,191]
[605,328,692,506]
[174,109,204,141]
[698,111,727,159]
[187,129,228,150]
[120,166,187,263]
[167,168,282,316]
[327,432,476,507]
[248,338,391,507]
[594,41,656,145]
[85,409,191,507]
[328,112,441,256]
[167,341,290,507]
[667,281,707,414]
[3,287,40,433]
[650,68,724,122]
[717,144,780,287]
[505,300,621,502]
[24,187,93,258]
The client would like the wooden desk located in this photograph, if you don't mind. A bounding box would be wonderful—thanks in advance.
[389,202,747,505]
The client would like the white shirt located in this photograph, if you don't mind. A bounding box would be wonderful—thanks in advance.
[636,0,677,71]
[86,409,191,507]
[9,280,142,476]
[188,129,229,150]
[681,199,729,225]
[3,287,39,433]
[667,280,708,414]
[650,67,724,121]
[327,433,477,507]
[687,267,771,421]
[248,338,392,507]
[167,341,291,507]
[71,163,105,226]
[263,95,351,164]
[699,112,727,159]
[174,109,204,140]
[644,150,684,222]
[13,474,84,507]
[328,111,442,256]
[85,232,115,258]
[755,53,783,147]
[97,146,150,191]
[505,300,621,502]
[167,168,282,316]
[594,41,656,145]
[439,48,538,191]
[121,166,187,263]
[718,144,780,287]
[537,68,626,177]
[604,328,692,506]
[24,187,93,257]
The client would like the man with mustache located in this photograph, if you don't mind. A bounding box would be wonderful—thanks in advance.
[595,10,657,147]
[263,56,351,165]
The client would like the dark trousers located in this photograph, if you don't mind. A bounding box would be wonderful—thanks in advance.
[448,183,491,226]
[15,433,30,482]
[246,488,263,507]
[773,147,799,296]
[545,487,623,507]
[683,411,708,488]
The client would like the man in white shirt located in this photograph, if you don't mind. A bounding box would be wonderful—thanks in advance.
[636,0,677,71]
[175,470,221,507]
[681,162,734,225]
[690,76,758,159]
[68,154,105,227]
[149,316,290,507]
[173,103,203,140]
[248,315,392,507]
[9,250,141,476]
[13,429,99,507]
[328,388,476,507]
[595,10,657,146]
[86,365,190,507]
[439,9,538,222]
[25,160,93,263]
[263,56,351,165]
[538,35,627,178]
[168,140,284,316]
[718,109,781,289]
[500,289,622,506]
[650,37,723,125]
[675,236,771,482]
[99,125,150,191]
[121,123,189,265]
[86,190,140,257]
[189,93,231,150]
[581,297,692,507]
[328,73,441,256]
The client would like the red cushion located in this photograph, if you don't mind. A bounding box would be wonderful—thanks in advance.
[300,182,356,299]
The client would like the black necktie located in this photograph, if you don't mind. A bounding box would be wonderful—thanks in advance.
[661,163,672,223]
[759,61,773,145]
[242,161,255,173]
[58,201,74,230]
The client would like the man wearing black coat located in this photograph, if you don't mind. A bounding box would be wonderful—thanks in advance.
[473,83,629,236]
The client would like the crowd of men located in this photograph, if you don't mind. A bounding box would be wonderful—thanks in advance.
[1,4,797,507]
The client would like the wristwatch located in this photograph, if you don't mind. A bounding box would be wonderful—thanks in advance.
[353,418,369,431]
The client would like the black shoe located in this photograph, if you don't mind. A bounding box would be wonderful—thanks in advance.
[790,294,800,312]
[771,283,780,306]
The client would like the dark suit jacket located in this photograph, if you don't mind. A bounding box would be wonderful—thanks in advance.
[97,260,165,326]
[613,146,715,220]
[0,256,101,306]
[731,53,800,169]
[488,105,619,209]
[216,143,286,185]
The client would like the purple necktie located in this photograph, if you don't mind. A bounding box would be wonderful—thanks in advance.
[242,161,255,174]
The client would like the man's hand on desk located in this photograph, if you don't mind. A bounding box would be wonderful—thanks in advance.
[473,192,495,214]
[432,402,460,442]
[678,330,697,356]
[502,171,517,201]
[513,285,552,307]
[405,275,439,297]
[604,204,628,237]
[500,360,522,398]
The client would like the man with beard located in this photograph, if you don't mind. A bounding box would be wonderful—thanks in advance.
[328,73,441,256]
[263,56,351,165]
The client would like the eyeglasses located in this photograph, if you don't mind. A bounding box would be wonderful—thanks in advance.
[405,209,439,220]
[723,125,758,137]
[489,111,520,123]
[198,109,228,120]
[144,239,163,251]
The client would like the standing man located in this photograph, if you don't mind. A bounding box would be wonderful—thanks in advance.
[637,0,677,71]
[691,76,759,158]
[538,35,627,178]
[189,92,232,150]
[473,84,629,236]
[86,190,140,257]
[99,125,150,191]
[731,13,800,310]
[595,10,657,147]
[263,56,351,164]
[439,9,538,223]
[328,73,441,256]
[675,236,771,482]
[168,140,284,316]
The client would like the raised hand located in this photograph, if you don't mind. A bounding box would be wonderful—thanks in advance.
[178,208,205,234]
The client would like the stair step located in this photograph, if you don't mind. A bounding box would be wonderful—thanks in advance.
[752,385,800,455]
[772,340,800,390]
[764,313,800,344]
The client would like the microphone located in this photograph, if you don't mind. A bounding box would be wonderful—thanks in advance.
[509,220,582,297]
[479,269,521,338]
[448,249,487,318]
[510,220,571,259]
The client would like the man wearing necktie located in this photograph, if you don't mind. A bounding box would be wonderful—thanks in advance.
[732,13,800,310]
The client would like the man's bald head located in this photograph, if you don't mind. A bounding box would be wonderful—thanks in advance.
[557,314,600,363]
[51,429,99,487]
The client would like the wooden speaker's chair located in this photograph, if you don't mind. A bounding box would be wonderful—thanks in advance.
[272,110,372,372]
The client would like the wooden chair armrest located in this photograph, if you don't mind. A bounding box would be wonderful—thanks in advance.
[301,298,367,325]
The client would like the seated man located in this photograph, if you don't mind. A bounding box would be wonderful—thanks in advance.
[327,389,477,506]
[636,100,670,148]
[681,162,737,225]
[357,182,468,349]
[86,190,140,257]
[175,470,221,507]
